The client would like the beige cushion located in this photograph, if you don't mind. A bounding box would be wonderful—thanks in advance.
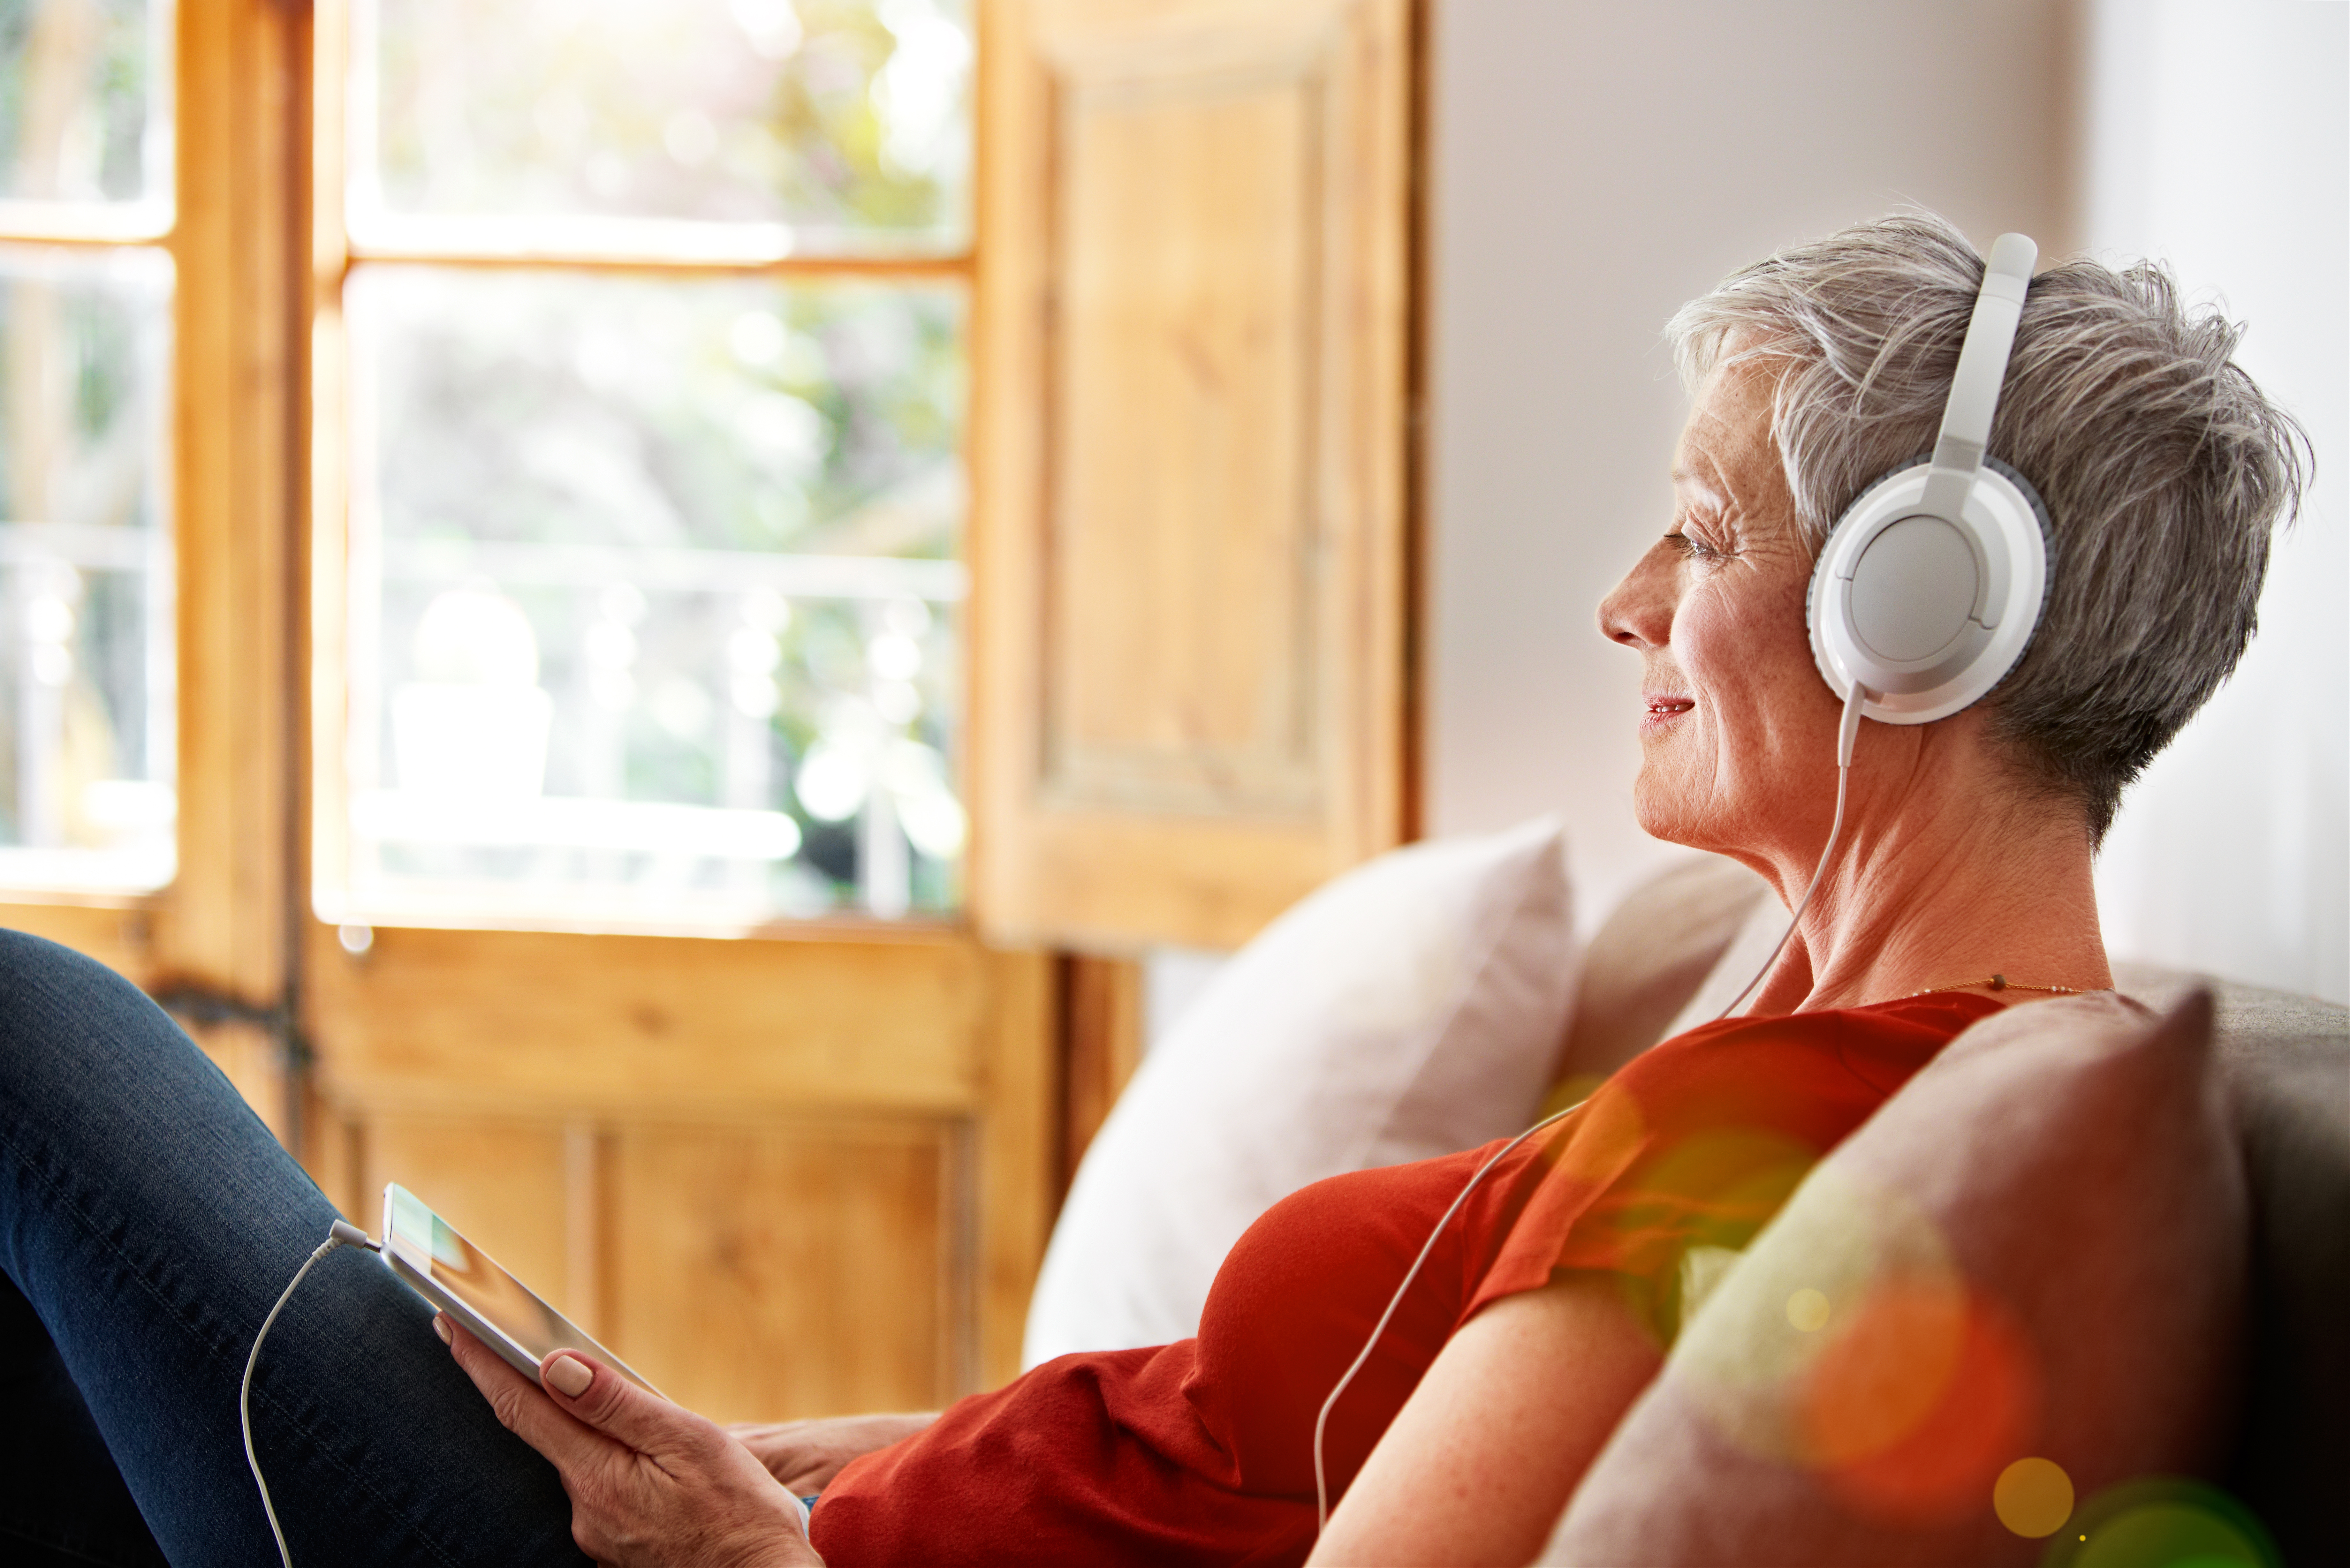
[1545,854,1770,1107]
[1022,818,1581,1368]
[1542,991,2246,1565]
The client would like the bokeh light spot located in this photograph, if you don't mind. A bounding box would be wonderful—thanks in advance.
[1803,1283,2038,1524]
[1786,1287,1831,1332]
[2056,1479,2279,1568]
[2075,1503,2270,1567]
[1800,1280,1966,1466]
[1993,1455,2072,1537]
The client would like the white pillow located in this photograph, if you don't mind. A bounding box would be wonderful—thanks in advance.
[1022,817,1581,1368]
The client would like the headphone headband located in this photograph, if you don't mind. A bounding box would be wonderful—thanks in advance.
[1917,233,2036,542]
[1806,233,2051,727]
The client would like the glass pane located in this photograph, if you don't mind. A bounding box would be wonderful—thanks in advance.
[0,0,170,212]
[335,264,965,927]
[0,242,172,889]
[352,0,969,255]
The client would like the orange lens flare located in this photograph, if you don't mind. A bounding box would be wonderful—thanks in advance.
[1797,1280,2039,1524]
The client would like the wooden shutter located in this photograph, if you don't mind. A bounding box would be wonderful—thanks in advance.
[972,0,1418,953]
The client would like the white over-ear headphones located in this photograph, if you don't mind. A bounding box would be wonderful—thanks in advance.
[1807,232,2048,724]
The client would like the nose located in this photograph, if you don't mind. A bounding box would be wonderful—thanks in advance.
[1598,541,1673,651]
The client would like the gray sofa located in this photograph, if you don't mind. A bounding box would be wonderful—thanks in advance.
[1563,858,2350,1565]
[2185,971,2350,1565]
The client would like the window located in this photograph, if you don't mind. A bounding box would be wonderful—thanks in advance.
[318,0,974,931]
[297,0,1052,1418]
[0,0,174,893]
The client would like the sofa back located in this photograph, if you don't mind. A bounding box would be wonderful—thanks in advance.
[2118,965,2350,1567]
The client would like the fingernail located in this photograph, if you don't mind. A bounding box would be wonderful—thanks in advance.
[543,1354,592,1397]
[433,1315,451,1346]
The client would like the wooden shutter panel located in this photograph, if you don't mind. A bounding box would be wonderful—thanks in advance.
[973,0,1417,953]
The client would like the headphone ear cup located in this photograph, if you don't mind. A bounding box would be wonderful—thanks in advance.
[1980,453,2055,582]
[1806,460,1925,671]
[1807,458,1937,701]
[1809,459,2050,726]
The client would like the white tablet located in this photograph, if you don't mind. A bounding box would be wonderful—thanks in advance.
[380,1182,662,1397]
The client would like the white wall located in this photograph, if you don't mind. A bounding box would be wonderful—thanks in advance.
[1425,0,2079,931]
[2081,0,2349,1004]
[1427,0,2350,1004]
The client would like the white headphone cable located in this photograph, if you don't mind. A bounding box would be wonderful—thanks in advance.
[243,1218,378,1568]
[1310,681,1869,1537]
[1709,680,1870,1022]
[1309,1099,1580,1533]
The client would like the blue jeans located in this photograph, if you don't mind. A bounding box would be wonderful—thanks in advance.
[0,929,587,1567]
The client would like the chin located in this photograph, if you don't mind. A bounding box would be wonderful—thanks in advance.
[1630,775,1703,850]
[1630,766,1746,857]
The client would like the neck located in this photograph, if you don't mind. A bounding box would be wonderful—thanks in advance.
[1737,744,2113,1016]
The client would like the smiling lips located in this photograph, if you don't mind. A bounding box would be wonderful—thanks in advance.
[1643,695,1695,728]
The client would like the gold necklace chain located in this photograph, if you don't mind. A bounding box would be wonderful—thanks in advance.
[1906,973,2099,999]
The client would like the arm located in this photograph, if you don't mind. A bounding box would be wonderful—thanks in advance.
[726,1413,939,1494]
[1306,1273,1663,1568]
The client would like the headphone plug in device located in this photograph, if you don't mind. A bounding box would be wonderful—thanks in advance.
[243,1218,380,1568]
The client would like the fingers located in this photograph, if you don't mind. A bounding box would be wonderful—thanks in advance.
[442,1319,611,1474]
[721,1412,938,1496]
[538,1348,723,1465]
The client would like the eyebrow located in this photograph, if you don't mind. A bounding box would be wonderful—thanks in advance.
[1670,464,1728,500]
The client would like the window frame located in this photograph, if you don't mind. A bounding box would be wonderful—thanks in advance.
[0,0,306,1135]
[309,0,981,942]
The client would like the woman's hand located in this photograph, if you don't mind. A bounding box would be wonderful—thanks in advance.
[725,1412,937,1495]
[442,1318,821,1568]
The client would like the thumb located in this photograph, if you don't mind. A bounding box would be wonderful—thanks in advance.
[541,1352,711,1459]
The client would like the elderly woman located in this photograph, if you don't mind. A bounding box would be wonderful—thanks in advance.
[0,215,2303,1568]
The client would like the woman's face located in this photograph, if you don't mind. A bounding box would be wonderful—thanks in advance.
[1597,363,1846,858]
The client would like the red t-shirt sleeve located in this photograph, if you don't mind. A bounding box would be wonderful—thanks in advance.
[1465,992,2001,1328]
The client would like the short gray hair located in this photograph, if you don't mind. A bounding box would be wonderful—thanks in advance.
[1667,212,2309,841]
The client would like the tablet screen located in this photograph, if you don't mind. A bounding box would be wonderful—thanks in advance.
[383,1183,659,1393]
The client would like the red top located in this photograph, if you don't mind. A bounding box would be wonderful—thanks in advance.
[808,994,1999,1568]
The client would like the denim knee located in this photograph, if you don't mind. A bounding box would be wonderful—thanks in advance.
[0,927,138,990]
[0,927,191,1097]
